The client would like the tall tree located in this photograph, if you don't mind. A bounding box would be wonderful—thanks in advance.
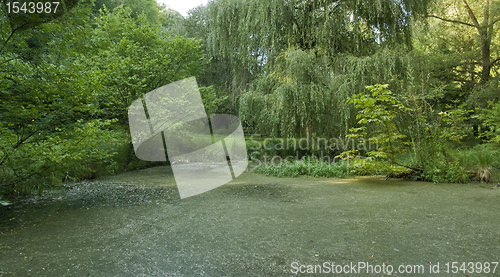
[81,6,206,123]
[104,0,161,23]
[206,0,430,75]
[0,2,208,195]
[184,5,235,113]
[428,0,500,83]
[204,0,431,137]
[158,5,186,35]
[0,1,121,194]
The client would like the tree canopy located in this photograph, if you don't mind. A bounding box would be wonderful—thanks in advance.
[1,0,500,194]
[0,1,207,194]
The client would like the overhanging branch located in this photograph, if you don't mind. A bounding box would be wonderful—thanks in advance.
[490,56,500,66]
[427,15,475,28]
[461,0,481,30]
[490,17,500,27]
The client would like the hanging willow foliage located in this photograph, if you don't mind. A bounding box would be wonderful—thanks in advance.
[239,47,412,138]
[204,0,431,137]
[206,0,430,64]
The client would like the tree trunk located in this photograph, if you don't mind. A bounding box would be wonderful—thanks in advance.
[461,0,492,83]
[480,0,491,83]
[480,32,491,83]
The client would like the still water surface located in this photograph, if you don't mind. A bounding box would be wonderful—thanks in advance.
[1,167,499,276]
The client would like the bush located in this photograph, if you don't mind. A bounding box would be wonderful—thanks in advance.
[420,160,469,183]
[348,157,412,177]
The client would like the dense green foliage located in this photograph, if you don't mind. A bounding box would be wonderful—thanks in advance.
[0,1,210,196]
[1,1,120,194]
[1,0,500,197]
[81,6,206,123]
[346,84,410,161]
[234,0,499,182]
[343,84,473,183]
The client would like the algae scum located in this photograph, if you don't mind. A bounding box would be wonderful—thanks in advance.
[0,166,499,276]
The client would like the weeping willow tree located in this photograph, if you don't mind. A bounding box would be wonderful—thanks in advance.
[239,47,411,138]
[202,0,431,138]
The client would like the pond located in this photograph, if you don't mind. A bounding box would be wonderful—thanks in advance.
[1,166,499,276]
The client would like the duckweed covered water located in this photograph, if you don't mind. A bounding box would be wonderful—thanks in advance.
[0,166,499,276]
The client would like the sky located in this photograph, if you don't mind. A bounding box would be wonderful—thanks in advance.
[157,0,209,17]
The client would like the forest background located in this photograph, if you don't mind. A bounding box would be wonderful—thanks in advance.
[1,0,499,200]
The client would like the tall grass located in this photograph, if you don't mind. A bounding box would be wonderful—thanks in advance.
[253,157,351,178]
[456,146,499,182]
[252,156,413,178]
